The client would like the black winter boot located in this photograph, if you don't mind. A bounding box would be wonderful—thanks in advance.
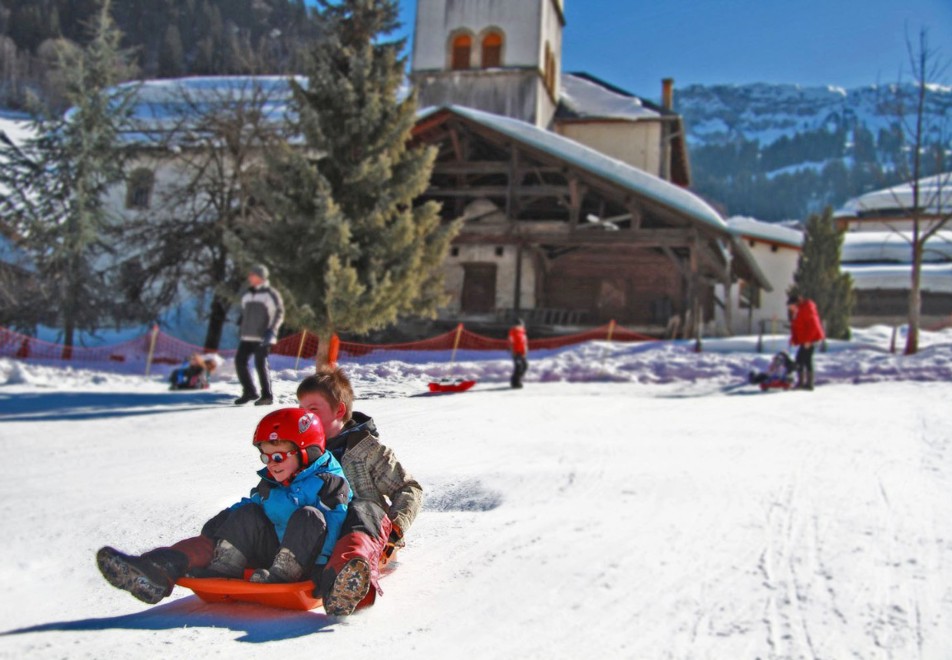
[96,546,188,604]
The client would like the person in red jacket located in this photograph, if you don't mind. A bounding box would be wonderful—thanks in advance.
[787,293,825,390]
[508,319,529,388]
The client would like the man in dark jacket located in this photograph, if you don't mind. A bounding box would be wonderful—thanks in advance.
[234,264,284,406]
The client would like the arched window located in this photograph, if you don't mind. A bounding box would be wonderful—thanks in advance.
[481,32,503,68]
[125,168,155,210]
[451,34,472,70]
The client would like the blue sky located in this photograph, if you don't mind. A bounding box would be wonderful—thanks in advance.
[383,0,951,102]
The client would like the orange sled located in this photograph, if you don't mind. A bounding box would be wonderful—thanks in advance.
[177,572,321,611]
[428,379,476,393]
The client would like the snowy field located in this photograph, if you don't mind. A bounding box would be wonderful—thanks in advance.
[0,327,951,659]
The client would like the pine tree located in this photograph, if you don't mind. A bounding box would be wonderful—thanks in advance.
[255,0,459,363]
[791,207,854,340]
[0,0,137,351]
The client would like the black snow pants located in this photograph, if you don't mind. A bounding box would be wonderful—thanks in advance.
[511,354,528,388]
[203,503,327,571]
[235,340,272,398]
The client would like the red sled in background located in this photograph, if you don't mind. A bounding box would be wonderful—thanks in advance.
[759,380,793,391]
[428,379,476,393]
[748,351,795,392]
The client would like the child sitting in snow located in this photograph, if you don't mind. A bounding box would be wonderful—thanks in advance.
[168,352,223,390]
[98,408,351,594]
[748,351,795,389]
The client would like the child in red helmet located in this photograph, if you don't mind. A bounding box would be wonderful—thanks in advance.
[97,370,419,617]
[97,408,350,596]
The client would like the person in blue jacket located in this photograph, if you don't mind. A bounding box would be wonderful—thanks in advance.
[98,408,351,591]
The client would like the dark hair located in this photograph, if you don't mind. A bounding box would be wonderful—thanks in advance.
[296,367,354,422]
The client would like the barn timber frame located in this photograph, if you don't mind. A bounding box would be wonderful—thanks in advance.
[412,107,768,336]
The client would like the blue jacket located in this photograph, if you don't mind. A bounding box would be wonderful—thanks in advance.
[231,450,351,564]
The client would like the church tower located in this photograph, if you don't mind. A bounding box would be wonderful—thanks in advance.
[410,0,565,128]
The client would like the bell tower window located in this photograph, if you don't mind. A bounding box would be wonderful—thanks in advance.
[481,32,503,68]
[451,34,472,70]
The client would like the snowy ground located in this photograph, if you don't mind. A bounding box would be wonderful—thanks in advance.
[0,328,951,659]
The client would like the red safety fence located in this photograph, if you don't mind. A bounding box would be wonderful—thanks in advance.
[0,321,654,372]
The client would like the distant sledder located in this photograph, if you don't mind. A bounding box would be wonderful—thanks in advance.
[748,351,796,391]
[169,353,224,390]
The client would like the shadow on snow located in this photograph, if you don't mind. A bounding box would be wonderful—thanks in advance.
[0,390,235,421]
[0,595,337,643]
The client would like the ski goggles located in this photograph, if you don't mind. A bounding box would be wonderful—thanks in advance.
[259,449,299,465]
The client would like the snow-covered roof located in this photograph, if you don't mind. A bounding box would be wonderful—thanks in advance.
[111,76,300,144]
[429,105,728,234]
[558,73,661,122]
[0,112,34,147]
[843,262,952,293]
[835,172,952,217]
[727,216,802,248]
[842,230,952,264]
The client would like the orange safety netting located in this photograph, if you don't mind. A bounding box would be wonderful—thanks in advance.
[1,321,654,370]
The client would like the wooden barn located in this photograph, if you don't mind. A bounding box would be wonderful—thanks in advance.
[412,106,768,336]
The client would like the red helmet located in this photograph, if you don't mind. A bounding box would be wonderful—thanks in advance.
[253,408,325,463]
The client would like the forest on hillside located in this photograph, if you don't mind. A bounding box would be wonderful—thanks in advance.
[689,124,922,221]
[677,81,952,222]
[0,0,322,110]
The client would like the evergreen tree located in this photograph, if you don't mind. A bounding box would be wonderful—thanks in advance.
[158,24,184,77]
[790,207,854,339]
[255,0,459,363]
[0,0,137,351]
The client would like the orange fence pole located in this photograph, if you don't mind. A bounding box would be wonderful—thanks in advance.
[144,324,159,376]
[606,320,616,342]
[328,333,340,367]
[294,331,308,370]
[449,323,464,364]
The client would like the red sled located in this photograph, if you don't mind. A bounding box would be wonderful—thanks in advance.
[177,571,321,611]
[428,379,476,393]
[759,380,793,391]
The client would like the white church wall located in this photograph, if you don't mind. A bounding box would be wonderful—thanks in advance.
[413,0,544,71]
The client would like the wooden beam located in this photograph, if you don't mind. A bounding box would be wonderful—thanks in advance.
[628,203,643,230]
[449,128,463,162]
[425,185,570,198]
[525,228,696,247]
[506,149,519,220]
[661,245,689,278]
[433,161,562,175]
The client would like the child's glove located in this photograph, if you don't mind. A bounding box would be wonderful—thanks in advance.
[262,330,275,345]
[382,524,403,563]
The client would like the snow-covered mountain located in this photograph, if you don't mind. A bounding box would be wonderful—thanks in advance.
[674,82,952,220]
[676,81,952,149]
